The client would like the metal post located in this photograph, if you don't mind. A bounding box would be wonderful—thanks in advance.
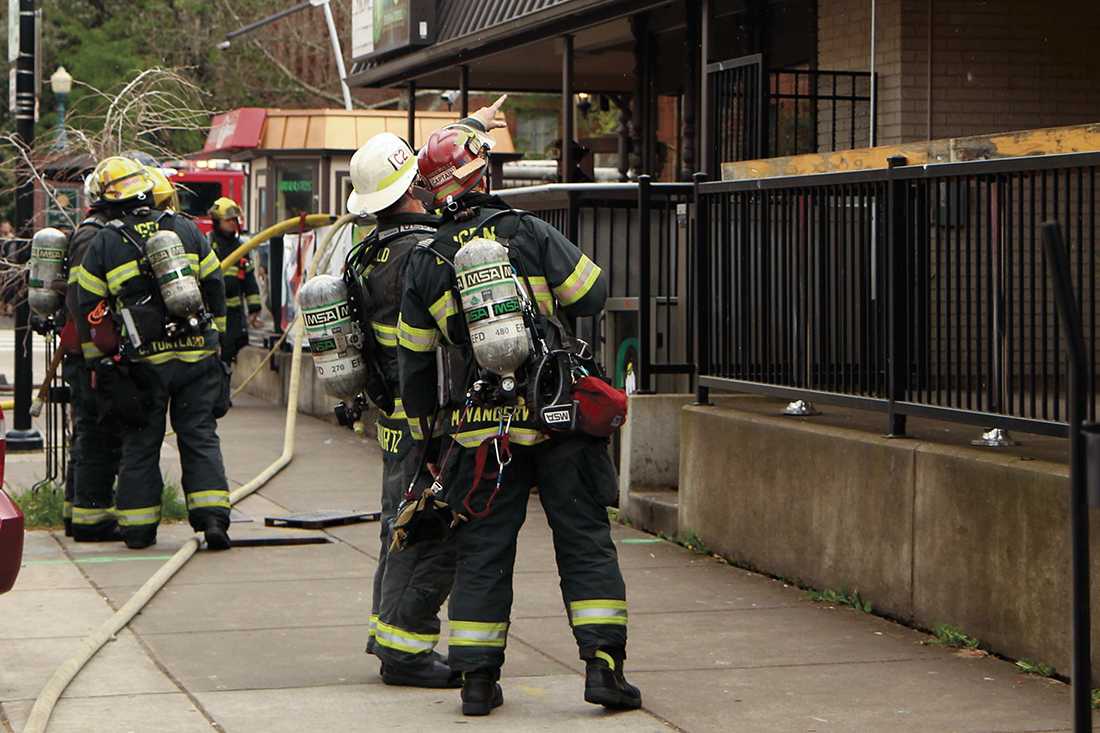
[316,0,353,111]
[269,235,284,338]
[561,35,575,183]
[885,154,908,437]
[869,0,878,146]
[699,0,712,177]
[9,0,43,451]
[1042,222,1093,733]
[638,175,653,393]
[406,81,416,147]
[693,172,711,405]
[459,65,469,118]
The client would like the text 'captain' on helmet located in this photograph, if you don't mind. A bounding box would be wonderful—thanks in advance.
[347,132,418,216]
[417,124,496,209]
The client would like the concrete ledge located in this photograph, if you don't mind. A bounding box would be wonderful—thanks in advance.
[679,399,1100,677]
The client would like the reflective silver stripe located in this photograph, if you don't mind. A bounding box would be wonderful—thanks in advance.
[571,607,628,620]
[374,625,437,653]
[116,509,161,526]
[448,621,509,647]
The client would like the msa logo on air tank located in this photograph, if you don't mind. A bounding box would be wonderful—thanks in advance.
[303,302,351,328]
[457,263,513,290]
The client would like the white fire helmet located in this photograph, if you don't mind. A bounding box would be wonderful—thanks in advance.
[346,132,418,215]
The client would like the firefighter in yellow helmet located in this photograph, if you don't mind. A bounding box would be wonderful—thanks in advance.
[144,166,180,211]
[74,156,232,550]
[208,197,261,366]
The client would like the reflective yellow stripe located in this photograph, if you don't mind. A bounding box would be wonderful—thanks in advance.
[187,490,230,510]
[428,292,457,334]
[214,316,227,333]
[63,501,73,519]
[382,397,406,421]
[67,265,84,285]
[138,349,217,365]
[246,294,262,305]
[448,620,509,648]
[452,426,547,448]
[106,260,142,293]
[225,296,243,307]
[554,255,601,306]
[374,620,440,654]
[371,321,398,348]
[78,269,108,297]
[116,505,161,527]
[82,342,105,359]
[397,315,438,353]
[199,251,220,278]
[569,599,628,626]
[525,276,555,316]
[224,266,240,277]
[595,650,616,670]
[72,506,114,525]
[377,155,416,191]
[368,614,379,638]
[408,417,425,441]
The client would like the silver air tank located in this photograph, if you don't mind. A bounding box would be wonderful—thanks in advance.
[454,237,531,387]
[28,228,69,318]
[144,230,204,319]
[299,274,368,400]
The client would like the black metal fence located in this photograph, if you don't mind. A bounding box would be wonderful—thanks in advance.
[495,182,695,392]
[695,151,1100,438]
[706,54,876,171]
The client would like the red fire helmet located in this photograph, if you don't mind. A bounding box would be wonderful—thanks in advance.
[417,124,495,208]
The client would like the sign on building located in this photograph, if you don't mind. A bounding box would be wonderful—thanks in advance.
[350,0,436,63]
[45,183,81,228]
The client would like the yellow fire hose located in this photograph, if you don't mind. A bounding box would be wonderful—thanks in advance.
[22,213,357,733]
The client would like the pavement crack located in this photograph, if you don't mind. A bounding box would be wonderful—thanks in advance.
[49,532,227,732]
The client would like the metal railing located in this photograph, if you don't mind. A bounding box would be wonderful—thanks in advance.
[706,54,876,171]
[694,151,1100,438]
[496,181,695,393]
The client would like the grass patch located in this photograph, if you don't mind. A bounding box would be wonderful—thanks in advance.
[9,481,66,528]
[1015,659,1054,677]
[806,587,873,614]
[678,529,710,556]
[1092,689,1100,709]
[928,624,981,650]
[8,479,189,529]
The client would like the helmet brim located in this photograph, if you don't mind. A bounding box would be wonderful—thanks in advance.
[346,162,417,215]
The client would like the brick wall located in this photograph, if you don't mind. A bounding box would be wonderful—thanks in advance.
[818,0,1100,147]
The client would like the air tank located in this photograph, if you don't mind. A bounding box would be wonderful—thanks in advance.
[144,230,203,319]
[454,237,531,382]
[28,228,68,318]
[299,274,368,400]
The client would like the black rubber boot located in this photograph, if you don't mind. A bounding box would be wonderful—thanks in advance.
[203,517,231,551]
[63,518,73,537]
[461,668,503,716]
[584,648,642,710]
[123,531,157,550]
[381,658,462,689]
[73,523,123,543]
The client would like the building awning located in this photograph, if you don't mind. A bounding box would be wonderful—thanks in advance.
[348,0,670,91]
[198,108,515,161]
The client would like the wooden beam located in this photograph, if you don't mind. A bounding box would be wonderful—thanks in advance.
[721,123,1100,181]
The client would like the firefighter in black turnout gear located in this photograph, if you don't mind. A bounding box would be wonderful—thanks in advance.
[208,197,260,366]
[64,165,123,541]
[343,131,459,689]
[76,157,232,551]
[398,108,641,716]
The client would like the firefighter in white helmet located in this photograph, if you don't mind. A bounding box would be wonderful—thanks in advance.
[343,131,460,688]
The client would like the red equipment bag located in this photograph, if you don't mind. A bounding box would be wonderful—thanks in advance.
[573,375,628,438]
[59,320,81,355]
[0,487,24,595]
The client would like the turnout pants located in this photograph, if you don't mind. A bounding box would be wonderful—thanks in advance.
[443,435,627,672]
[115,357,231,544]
[64,357,122,540]
[369,402,457,670]
[219,306,248,366]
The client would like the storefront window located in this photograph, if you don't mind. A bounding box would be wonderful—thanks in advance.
[275,162,318,220]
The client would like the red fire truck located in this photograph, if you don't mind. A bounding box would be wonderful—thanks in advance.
[169,166,245,235]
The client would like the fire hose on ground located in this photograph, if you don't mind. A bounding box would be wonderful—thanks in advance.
[21,212,358,733]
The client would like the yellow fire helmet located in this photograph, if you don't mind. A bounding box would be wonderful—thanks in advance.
[92,156,154,204]
[143,165,179,210]
[208,196,243,222]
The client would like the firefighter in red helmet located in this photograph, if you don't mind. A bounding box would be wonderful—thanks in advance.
[395,96,640,716]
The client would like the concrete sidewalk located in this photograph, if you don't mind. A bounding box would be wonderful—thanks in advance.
[0,395,1090,732]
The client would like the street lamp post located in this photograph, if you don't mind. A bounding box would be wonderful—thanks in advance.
[50,66,72,150]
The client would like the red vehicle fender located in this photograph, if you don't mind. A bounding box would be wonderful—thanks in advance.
[0,413,19,595]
